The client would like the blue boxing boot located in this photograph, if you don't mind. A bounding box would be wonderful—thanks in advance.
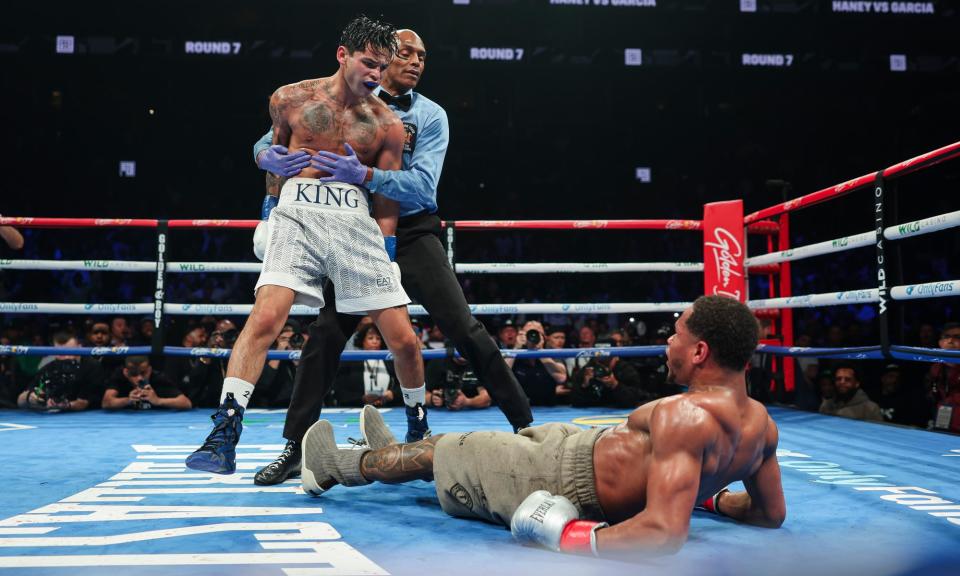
[402,384,431,443]
[405,403,431,443]
[185,393,244,474]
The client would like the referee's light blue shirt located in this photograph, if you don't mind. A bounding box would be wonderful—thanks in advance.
[253,87,449,217]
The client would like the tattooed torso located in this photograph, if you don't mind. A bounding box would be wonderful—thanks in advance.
[270,77,397,181]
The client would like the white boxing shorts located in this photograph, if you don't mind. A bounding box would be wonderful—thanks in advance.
[255,178,409,314]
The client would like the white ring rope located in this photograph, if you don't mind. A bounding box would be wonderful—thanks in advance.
[748,279,960,309]
[167,262,263,273]
[3,209,957,319]
[456,262,703,273]
[890,279,960,301]
[0,260,701,274]
[748,289,880,309]
[745,208,960,267]
[0,301,693,316]
[0,260,263,273]
[745,231,876,267]
[0,260,156,272]
[882,209,960,241]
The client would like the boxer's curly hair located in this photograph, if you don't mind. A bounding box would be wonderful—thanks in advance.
[340,14,398,58]
[685,295,759,371]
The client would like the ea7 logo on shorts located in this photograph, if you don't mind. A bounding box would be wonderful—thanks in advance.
[376,276,392,288]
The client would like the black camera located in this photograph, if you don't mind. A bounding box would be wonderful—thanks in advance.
[443,379,462,407]
[288,332,305,350]
[132,379,153,410]
[583,360,612,399]
[33,359,80,410]
[442,368,477,407]
[525,329,541,347]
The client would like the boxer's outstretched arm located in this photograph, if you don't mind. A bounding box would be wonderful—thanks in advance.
[713,418,786,528]
[370,119,405,238]
[359,435,441,484]
[595,398,708,556]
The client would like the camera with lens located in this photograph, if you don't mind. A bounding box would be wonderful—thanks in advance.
[33,359,80,410]
[125,364,153,410]
[525,329,541,347]
[442,368,478,407]
[584,360,613,399]
[288,332,305,350]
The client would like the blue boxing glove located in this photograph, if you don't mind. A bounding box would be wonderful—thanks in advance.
[261,194,278,220]
[253,195,278,261]
[510,490,607,555]
[258,145,310,177]
[383,235,401,282]
[383,236,397,261]
[311,143,369,185]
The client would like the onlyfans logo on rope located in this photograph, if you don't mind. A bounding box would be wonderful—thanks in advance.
[0,303,38,312]
[91,346,130,356]
[0,345,29,355]
[191,220,231,227]
[905,283,954,297]
[835,290,874,302]
[666,220,700,230]
[705,228,743,299]
[190,348,230,358]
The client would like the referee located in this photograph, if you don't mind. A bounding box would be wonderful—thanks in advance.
[251,29,533,485]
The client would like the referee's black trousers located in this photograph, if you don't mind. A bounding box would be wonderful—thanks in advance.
[282,211,533,442]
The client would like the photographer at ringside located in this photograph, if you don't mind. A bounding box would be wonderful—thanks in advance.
[102,356,191,410]
[425,353,492,411]
[184,319,239,408]
[570,338,649,408]
[17,331,103,412]
[254,320,306,408]
[505,320,568,406]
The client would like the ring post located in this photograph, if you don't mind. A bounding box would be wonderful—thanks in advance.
[777,213,795,399]
[702,200,746,302]
[152,220,168,358]
[873,171,891,358]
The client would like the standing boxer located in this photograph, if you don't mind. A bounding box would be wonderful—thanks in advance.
[186,15,426,475]
[251,28,533,485]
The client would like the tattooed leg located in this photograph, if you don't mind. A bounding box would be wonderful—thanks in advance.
[360,435,442,484]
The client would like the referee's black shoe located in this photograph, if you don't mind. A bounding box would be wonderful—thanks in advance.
[254,440,302,485]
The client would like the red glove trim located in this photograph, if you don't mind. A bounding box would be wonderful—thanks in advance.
[559,521,601,555]
[699,488,729,515]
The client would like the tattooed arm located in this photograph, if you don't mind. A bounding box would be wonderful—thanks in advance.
[267,89,294,196]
